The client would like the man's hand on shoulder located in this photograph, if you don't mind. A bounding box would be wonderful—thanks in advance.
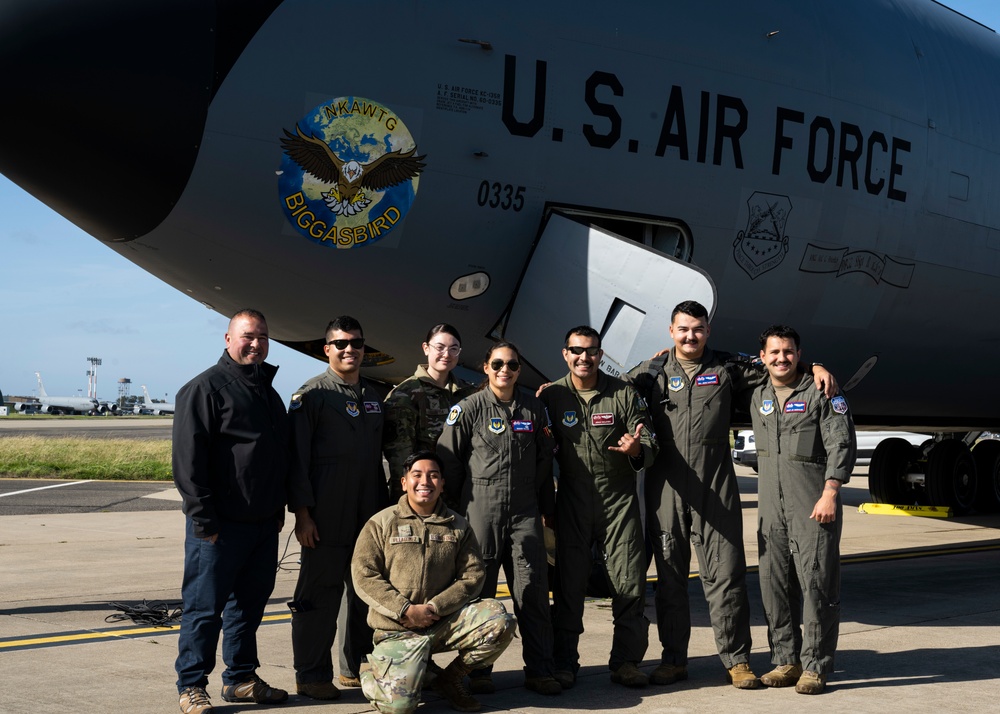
[811,364,838,398]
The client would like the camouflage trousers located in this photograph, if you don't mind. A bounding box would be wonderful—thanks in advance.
[361,599,516,714]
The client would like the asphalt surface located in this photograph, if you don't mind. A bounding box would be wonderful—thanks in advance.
[2,421,999,713]
[0,416,173,440]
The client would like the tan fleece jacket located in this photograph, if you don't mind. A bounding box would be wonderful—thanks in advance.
[351,495,485,632]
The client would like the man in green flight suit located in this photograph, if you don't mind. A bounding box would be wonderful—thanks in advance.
[628,301,836,690]
[539,326,658,689]
[751,325,856,695]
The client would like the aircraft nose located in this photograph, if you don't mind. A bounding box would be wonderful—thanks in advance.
[0,0,280,242]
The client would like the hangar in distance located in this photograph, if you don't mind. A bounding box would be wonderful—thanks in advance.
[0,0,998,511]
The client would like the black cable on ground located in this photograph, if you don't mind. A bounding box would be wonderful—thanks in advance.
[105,600,182,627]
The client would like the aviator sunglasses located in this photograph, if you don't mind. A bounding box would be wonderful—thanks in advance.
[566,346,601,356]
[489,358,521,372]
[326,337,366,349]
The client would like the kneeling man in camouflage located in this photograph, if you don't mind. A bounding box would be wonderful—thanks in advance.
[352,450,516,713]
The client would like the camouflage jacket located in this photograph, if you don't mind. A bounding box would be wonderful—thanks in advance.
[382,365,473,494]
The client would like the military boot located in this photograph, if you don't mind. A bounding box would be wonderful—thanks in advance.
[432,658,481,712]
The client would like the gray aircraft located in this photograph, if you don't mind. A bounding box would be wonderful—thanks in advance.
[15,373,101,415]
[0,0,997,510]
[136,386,175,416]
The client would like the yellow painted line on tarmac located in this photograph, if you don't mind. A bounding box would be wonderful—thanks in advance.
[7,542,997,652]
[858,502,953,517]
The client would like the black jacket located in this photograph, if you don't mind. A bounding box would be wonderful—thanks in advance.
[172,351,288,537]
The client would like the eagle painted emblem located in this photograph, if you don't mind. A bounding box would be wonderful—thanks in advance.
[733,192,791,279]
[278,96,426,249]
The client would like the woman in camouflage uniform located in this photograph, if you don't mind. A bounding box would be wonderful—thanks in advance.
[383,324,473,499]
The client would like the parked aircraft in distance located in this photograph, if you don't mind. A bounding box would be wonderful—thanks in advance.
[13,373,102,415]
[136,386,175,416]
[0,0,997,511]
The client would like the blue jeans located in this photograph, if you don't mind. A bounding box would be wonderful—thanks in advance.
[175,517,279,691]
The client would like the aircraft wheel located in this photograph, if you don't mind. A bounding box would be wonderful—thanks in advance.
[925,440,977,513]
[868,438,913,504]
[972,440,1000,512]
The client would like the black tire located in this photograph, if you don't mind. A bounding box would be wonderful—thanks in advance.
[868,438,914,504]
[972,440,1000,513]
[925,440,977,513]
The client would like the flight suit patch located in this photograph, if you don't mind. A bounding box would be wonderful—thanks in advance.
[831,395,849,414]
[696,373,720,386]
[759,400,775,415]
[289,393,303,411]
[562,411,578,427]
[592,413,614,426]
[364,401,382,413]
[785,401,806,413]
[445,405,462,425]
[488,417,506,434]
[511,420,534,432]
[346,401,360,417]
[668,376,684,391]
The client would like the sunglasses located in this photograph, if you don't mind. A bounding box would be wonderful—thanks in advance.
[489,359,520,372]
[326,338,365,350]
[566,346,601,356]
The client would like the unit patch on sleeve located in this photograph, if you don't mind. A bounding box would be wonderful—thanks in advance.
[445,405,462,425]
[696,374,720,386]
[831,395,849,414]
[592,413,615,426]
[784,401,806,413]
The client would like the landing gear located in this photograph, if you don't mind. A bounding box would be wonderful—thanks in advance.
[925,440,977,514]
[972,440,1000,512]
[868,438,914,505]
[867,437,985,513]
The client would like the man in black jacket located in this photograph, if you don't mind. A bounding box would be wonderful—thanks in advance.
[173,309,289,714]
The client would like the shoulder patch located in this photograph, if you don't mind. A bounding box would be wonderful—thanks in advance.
[831,395,849,414]
[288,393,303,411]
[445,405,462,425]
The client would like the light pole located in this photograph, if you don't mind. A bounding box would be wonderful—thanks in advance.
[86,357,102,399]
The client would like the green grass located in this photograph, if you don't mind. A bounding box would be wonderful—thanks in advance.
[0,436,172,481]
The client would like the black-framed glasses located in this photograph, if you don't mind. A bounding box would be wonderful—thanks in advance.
[326,338,365,349]
[489,359,520,372]
[429,342,462,356]
[566,346,601,356]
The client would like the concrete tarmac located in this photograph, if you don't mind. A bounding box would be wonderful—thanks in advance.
[2,466,999,714]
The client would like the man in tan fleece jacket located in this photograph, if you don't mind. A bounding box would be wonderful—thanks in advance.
[352,450,516,714]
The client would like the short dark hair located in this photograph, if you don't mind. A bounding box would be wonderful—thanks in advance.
[402,450,443,476]
[563,325,601,348]
[232,308,266,323]
[326,315,363,340]
[426,323,462,344]
[759,324,801,349]
[671,300,708,322]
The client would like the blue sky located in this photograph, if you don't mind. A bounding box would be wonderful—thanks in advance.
[1,0,997,405]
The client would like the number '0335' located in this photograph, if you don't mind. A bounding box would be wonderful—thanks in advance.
[477,181,525,211]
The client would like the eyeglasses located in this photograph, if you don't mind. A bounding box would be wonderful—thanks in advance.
[326,338,365,349]
[566,346,601,356]
[489,359,520,372]
[429,343,462,356]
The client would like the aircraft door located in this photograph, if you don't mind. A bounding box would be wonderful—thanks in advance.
[501,211,716,381]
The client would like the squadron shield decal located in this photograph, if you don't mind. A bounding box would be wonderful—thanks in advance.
[278,96,426,249]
